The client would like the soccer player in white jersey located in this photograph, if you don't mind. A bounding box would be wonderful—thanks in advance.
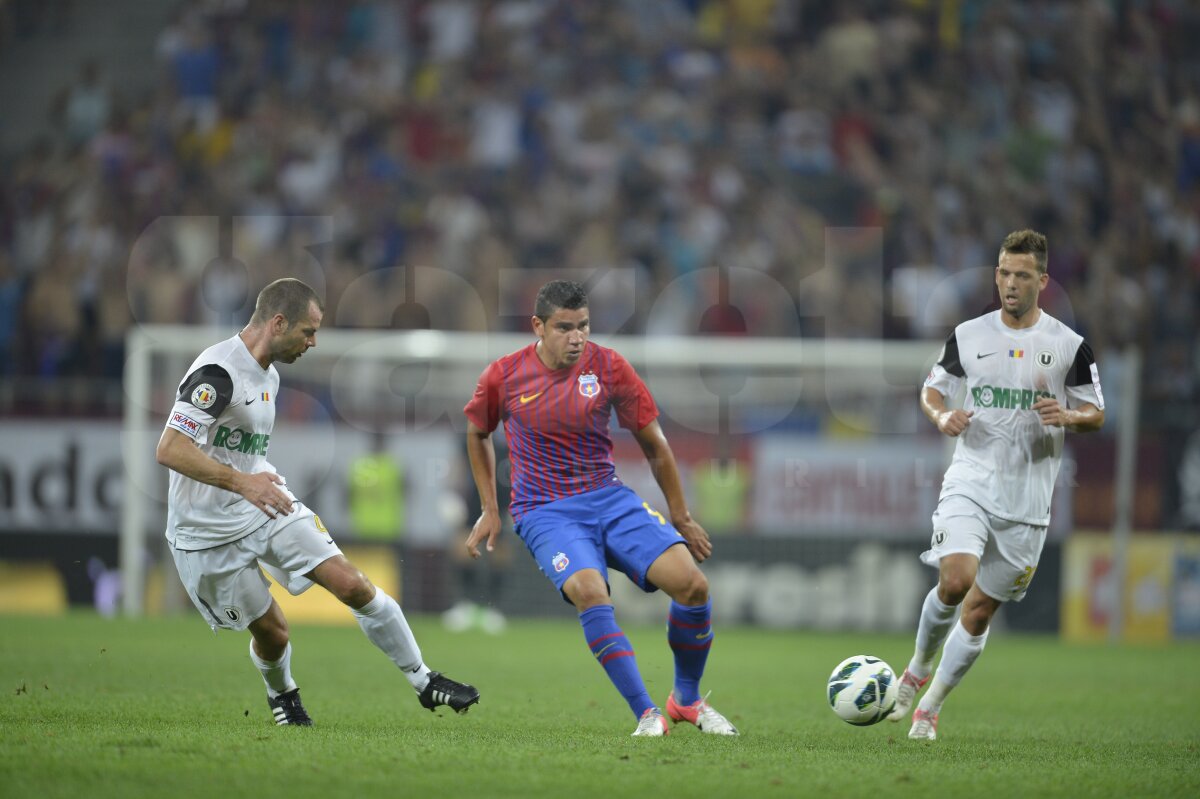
[890,230,1105,740]
[156,278,478,725]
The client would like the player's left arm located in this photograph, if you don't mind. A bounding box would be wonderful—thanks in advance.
[1032,399,1104,431]
[632,420,713,563]
[1032,340,1106,432]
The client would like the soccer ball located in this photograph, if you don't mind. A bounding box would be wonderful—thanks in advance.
[827,655,898,726]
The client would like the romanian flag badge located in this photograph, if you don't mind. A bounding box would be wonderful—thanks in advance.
[1009,349,1024,359]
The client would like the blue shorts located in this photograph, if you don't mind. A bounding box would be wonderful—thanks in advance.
[514,484,685,600]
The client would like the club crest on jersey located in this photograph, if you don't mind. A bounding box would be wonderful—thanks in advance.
[552,552,570,573]
[191,383,217,409]
[578,372,600,398]
[1036,350,1055,368]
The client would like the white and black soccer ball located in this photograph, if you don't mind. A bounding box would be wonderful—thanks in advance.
[827,655,898,726]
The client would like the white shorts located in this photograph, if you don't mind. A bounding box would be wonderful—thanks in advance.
[170,504,342,631]
[920,494,1047,603]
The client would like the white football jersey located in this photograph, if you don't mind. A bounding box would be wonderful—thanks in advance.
[924,310,1104,526]
[163,335,292,550]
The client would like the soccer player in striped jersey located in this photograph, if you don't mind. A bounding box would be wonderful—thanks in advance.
[463,280,737,737]
[156,278,478,725]
[891,230,1106,739]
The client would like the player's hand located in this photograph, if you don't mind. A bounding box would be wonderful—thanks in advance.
[466,509,503,559]
[237,471,293,519]
[937,409,973,437]
[676,516,712,563]
[1032,397,1071,427]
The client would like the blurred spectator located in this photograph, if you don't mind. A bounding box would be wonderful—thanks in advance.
[170,21,221,132]
[0,251,22,374]
[52,59,110,148]
[349,431,406,541]
[691,439,750,536]
[1178,429,1200,530]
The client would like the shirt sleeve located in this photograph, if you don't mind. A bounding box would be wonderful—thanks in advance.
[1065,340,1104,410]
[923,330,965,398]
[610,352,659,431]
[166,364,234,442]
[464,360,504,432]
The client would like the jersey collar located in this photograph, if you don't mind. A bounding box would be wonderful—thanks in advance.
[991,309,1047,337]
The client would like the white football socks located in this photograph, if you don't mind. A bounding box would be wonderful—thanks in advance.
[918,620,989,715]
[249,639,296,698]
[908,587,958,679]
[352,588,431,692]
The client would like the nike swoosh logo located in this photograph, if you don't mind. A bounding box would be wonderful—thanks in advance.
[519,392,543,404]
[695,631,713,640]
[976,352,996,359]
[595,642,618,658]
[245,398,256,405]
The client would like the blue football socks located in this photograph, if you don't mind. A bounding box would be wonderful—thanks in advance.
[667,599,713,705]
[579,604,654,718]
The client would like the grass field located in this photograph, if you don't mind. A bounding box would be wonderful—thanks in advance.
[2,613,1198,799]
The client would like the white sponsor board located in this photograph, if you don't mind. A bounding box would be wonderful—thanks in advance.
[0,421,459,544]
[752,437,1074,538]
[611,542,929,631]
[752,438,944,537]
[0,421,126,532]
[0,422,1073,541]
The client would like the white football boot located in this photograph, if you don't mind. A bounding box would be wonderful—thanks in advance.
[888,668,929,722]
[666,691,739,735]
[631,707,669,736]
[908,707,938,740]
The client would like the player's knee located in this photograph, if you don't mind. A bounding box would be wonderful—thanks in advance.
[253,621,289,658]
[563,569,611,610]
[344,577,376,609]
[938,575,973,605]
[568,585,610,611]
[960,604,993,635]
[329,568,375,608]
[675,569,709,605]
[960,597,998,633]
[564,580,609,611]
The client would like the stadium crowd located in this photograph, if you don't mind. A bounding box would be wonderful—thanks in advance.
[1,0,1196,435]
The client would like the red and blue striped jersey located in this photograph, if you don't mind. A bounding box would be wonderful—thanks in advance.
[464,341,658,519]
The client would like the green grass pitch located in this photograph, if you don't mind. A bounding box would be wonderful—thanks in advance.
[2,613,1198,799]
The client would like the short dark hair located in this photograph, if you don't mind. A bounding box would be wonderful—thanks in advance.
[1000,229,1048,273]
[534,280,588,320]
[251,278,323,324]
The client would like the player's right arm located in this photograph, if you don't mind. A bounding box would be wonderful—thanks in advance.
[463,360,504,558]
[156,428,294,518]
[464,421,502,558]
[921,387,973,437]
[922,329,972,437]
